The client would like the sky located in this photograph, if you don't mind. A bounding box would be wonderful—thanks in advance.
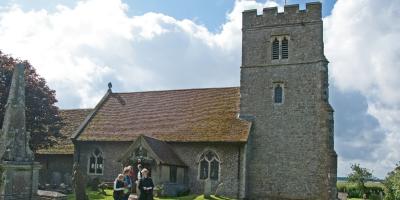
[0,0,399,179]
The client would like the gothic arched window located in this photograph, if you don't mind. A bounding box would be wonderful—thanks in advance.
[198,150,220,181]
[272,38,280,60]
[88,148,104,175]
[274,84,283,104]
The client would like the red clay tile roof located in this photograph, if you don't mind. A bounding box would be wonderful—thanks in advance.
[73,87,251,142]
[37,109,92,154]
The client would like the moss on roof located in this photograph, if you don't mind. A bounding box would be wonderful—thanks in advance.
[75,87,251,142]
[36,109,92,155]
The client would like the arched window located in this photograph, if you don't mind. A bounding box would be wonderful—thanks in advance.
[281,37,288,59]
[88,148,104,175]
[274,84,283,104]
[272,38,280,60]
[198,150,220,181]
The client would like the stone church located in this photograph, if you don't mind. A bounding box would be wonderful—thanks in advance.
[36,2,337,199]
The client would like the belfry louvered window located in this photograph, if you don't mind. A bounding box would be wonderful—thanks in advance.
[271,36,289,60]
[272,38,280,60]
[281,37,288,59]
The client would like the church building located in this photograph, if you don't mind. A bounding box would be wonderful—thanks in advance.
[38,2,337,199]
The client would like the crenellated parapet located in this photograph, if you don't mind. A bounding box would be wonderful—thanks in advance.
[243,2,322,29]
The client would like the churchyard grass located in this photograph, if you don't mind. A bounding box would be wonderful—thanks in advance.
[155,195,235,200]
[67,189,234,200]
[67,189,113,200]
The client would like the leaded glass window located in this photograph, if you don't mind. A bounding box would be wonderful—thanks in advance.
[200,159,209,180]
[198,150,220,180]
[210,159,219,180]
[88,148,104,175]
[274,84,283,104]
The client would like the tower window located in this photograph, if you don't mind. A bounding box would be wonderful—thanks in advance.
[271,36,289,60]
[281,37,288,59]
[274,84,284,104]
[272,38,280,60]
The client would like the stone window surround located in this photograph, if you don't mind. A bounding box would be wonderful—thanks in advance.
[270,35,290,61]
[87,146,104,175]
[196,148,222,182]
[272,81,285,105]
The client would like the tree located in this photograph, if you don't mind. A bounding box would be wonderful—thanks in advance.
[0,51,62,151]
[384,164,400,200]
[348,163,373,195]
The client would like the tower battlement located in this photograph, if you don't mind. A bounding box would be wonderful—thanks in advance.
[243,2,321,29]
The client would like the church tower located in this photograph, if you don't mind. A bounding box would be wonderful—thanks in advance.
[240,2,337,199]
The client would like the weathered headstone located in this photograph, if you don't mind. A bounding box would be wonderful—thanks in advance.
[52,172,62,186]
[204,179,212,198]
[72,163,88,200]
[64,172,72,186]
[0,63,41,199]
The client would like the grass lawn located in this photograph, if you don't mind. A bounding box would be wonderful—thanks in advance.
[67,189,234,200]
[156,195,234,200]
[67,189,114,200]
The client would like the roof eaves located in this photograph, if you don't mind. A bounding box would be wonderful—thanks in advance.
[71,89,112,140]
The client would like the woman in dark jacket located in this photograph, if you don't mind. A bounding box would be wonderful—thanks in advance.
[138,168,154,200]
[113,174,125,200]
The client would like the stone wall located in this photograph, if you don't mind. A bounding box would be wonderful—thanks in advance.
[76,141,245,198]
[240,2,337,199]
[36,154,73,186]
[170,142,245,198]
[75,141,131,181]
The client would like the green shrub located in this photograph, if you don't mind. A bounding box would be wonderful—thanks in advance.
[337,181,384,198]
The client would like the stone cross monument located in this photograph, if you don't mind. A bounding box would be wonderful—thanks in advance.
[0,63,41,199]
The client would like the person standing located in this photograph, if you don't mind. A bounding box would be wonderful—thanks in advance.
[123,167,133,200]
[128,166,136,193]
[136,164,143,195]
[138,168,154,200]
[113,174,125,200]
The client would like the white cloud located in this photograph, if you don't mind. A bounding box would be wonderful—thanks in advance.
[0,0,277,108]
[325,0,400,177]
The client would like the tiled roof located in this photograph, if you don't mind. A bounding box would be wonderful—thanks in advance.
[37,109,92,154]
[143,135,186,166]
[119,135,186,167]
[74,87,251,142]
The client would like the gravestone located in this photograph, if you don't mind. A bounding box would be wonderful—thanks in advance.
[64,172,71,186]
[52,172,62,186]
[0,63,41,199]
[204,179,211,198]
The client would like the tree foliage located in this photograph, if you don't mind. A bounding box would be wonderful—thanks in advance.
[0,51,62,151]
[384,164,400,200]
[348,163,373,194]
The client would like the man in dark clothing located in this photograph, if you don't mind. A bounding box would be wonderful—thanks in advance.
[138,168,154,200]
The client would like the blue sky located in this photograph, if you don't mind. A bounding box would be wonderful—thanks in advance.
[0,0,399,179]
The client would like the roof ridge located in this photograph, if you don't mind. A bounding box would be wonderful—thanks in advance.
[60,108,93,111]
[112,86,239,94]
